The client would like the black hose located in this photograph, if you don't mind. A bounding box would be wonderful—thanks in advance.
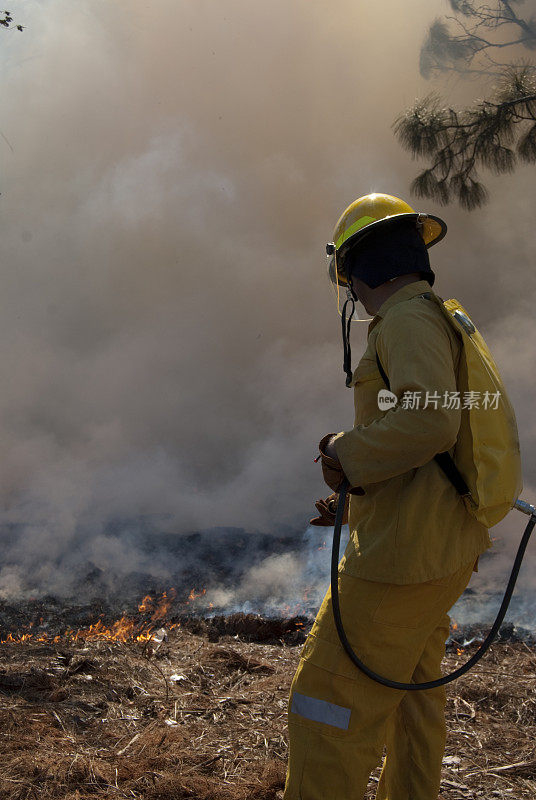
[331,479,536,690]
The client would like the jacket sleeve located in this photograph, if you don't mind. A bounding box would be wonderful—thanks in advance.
[333,302,461,487]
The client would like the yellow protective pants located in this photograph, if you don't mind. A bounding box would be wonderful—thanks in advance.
[283,559,475,800]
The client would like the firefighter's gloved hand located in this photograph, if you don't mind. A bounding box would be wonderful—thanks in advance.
[318,434,365,494]
[321,434,340,461]
[310,492,348,526]
[318,433,345,491]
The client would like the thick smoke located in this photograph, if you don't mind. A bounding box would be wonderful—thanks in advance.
[0,0,535,624]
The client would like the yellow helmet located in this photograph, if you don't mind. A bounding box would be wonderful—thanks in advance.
[327,192,447,288]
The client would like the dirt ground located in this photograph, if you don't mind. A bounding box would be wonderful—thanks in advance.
[0,623,535,800]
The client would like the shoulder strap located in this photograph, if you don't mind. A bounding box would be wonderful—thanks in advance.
[375,349,470,498]
[375,352,390,389]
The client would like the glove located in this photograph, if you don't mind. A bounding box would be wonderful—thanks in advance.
[318,433,346,491]
[310,492,348,526]
[318,433,365,495]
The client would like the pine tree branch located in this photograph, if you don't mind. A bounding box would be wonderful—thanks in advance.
[394,83,536,208]
[402,2,536,208]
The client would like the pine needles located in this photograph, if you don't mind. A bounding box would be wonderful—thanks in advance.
[396,1,536,208]
[394,69,536,209]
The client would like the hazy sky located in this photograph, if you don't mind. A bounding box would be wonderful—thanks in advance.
[0,0,534,600]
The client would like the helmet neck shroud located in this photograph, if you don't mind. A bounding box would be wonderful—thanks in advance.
[340,218,435,290]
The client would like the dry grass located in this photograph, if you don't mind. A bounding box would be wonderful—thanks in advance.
[0,623,535,799]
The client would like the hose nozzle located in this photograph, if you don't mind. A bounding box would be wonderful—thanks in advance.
[514,498,536,516]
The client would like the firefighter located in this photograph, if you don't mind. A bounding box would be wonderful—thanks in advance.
[283,193,492,800]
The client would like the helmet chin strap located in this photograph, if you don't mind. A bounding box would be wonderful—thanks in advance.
[341,288,355,387]
[342,282,373,386]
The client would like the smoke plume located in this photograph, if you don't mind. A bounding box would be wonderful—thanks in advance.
[0,0,535,625]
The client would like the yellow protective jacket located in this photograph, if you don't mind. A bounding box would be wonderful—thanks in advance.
[333,280,492,584]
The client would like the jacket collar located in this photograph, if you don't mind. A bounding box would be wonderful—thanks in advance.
[368,279,433,332]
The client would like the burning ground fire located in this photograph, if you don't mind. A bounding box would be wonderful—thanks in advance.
[0,586,213,645]
[0,579,469,650]
[7,527,528,646]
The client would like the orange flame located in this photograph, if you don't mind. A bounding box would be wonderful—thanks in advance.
[1,617,180,645]
[1,589,182,645]
[138,588,177,620]
[187,588,207,603]
[138,594,153,613]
